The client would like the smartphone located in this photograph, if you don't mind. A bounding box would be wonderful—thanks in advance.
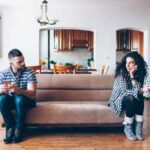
[3,80,11,85]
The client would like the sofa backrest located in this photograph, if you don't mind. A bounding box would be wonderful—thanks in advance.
[36,74,115,102]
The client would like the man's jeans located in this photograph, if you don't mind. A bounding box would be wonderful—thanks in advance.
[0,94,36,129]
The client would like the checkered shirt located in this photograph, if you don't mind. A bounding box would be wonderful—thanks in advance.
[108,75,141,117]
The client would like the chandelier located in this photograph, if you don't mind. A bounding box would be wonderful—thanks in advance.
[37,0,58,26]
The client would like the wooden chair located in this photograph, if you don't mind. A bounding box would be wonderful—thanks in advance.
[101,65,109,75]
[53,65,76,74]
[28,65,42,73]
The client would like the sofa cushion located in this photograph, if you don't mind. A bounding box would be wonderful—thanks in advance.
[26,101,123,125]
[36,74,114,90]
[36,89,112,101]
[36,74,114,102]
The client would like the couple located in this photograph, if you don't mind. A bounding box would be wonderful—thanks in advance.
[0,49,149,144]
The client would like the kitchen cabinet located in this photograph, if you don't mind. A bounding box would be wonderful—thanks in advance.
[116,30,131,50]
[71,30,88,48]
[131,30,143,56]
[87,31,94,51]
[54,29,94,51]
[54,29,72,51]
[116,29,143,56]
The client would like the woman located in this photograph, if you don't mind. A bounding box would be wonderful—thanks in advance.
[108,51,150,141]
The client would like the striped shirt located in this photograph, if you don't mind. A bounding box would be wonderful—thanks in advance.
[108,74,141,117]
[0,67,37,90]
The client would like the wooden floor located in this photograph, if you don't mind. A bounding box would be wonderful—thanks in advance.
[0,100,150,150]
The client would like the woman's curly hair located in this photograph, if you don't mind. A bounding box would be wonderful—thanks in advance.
[115,51,148,88]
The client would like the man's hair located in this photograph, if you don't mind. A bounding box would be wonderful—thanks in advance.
[8,49,23,59]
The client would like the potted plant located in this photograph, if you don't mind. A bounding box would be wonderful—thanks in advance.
[39,59,46,70]
[87,58,94,69]
[64,62,73,66]
[49,60,56,69]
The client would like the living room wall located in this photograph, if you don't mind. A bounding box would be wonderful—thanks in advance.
[0,0,150,74]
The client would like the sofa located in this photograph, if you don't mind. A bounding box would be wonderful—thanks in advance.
[0,74,124,127]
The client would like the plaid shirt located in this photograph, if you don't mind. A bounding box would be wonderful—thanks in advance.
[108,75,141,116]
[0,67,37,90]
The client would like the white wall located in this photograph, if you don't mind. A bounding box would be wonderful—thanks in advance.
[0,0,150,74]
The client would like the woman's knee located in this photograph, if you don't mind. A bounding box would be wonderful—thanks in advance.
[127,95,137,104]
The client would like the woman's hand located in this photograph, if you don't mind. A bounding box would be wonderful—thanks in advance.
[141,87,150,93]
[129,65,137,78]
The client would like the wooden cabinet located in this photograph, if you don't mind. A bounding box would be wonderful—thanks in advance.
[116,30,131,50]
[87,31,94,51]
[72,30,88,48]
[131,30,143,56]
[54,29,94,51]
[116,29,143,56]
[54,29,72,51]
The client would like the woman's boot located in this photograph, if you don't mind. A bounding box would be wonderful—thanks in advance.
[135,115,144,140]
[123,115,137,140]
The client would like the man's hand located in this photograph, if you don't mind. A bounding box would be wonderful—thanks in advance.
[9,82,36,99]
[0,85,10,94]
[8,83,20,94]
[0,82,37,99]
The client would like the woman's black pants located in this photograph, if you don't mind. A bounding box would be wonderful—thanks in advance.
[122,95,144,118]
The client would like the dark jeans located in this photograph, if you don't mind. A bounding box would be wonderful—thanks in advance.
[0,94,36,129]
[122,95,144,118]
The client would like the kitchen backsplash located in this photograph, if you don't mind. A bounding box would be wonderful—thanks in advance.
[50,48,92,68]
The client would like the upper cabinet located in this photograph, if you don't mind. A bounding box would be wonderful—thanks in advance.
[54,29,72,51]
[117,30,131,50]
[131,30,143,55]
[116,29,144,56]
[54,29,94,51]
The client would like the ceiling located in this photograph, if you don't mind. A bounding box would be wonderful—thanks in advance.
[0,0,21,6]
[0,0,150,10]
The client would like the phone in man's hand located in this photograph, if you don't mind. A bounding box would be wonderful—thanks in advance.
[3,80,11,85]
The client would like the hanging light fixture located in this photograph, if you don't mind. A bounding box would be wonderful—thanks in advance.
[37,0,58,26]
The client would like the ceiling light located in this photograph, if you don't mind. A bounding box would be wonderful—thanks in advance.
[37,0,58,26]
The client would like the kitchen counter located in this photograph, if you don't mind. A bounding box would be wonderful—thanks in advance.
[39,68,97,74]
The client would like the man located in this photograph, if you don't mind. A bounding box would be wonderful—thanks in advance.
[0,49,37,144]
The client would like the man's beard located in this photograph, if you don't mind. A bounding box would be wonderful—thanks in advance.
[17,65,25,72]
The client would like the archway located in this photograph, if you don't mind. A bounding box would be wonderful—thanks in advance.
[116,28,144,65]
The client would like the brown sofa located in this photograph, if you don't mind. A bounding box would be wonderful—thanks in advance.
[0,74,124,127]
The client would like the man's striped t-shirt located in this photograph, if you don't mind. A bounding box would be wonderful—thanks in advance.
[0,67,37,90]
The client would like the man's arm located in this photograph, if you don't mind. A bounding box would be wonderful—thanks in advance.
[11,82,37,99]
[0,73,9,94]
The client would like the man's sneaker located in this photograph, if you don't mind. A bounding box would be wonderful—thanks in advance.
[12,128,24,143]
[3,128,14,144]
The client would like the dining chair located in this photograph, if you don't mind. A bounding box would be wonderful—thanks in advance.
[101,65,109,75]
[28,65,42,73]
[53,65,76,74]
